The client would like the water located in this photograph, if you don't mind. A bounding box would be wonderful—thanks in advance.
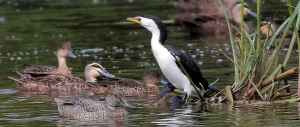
[0,0,300,126]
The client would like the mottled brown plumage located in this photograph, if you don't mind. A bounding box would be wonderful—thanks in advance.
[7,42,86,93]
[55,89,135,118]
[107,78,144,96]
[8,61,117,94]
[8,73,90,92]
[20,42,76,76]
[84,64,163,96]
[22,65,57,75]
[107,69,163,96]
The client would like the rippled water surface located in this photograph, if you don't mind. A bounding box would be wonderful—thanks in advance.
[0,0,300,126]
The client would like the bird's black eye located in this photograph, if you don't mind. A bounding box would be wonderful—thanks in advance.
[138,18,141,21]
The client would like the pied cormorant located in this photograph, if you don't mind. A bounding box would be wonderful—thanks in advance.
[127,14,215,101]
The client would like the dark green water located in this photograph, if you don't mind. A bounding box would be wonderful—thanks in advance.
[0,0,299,126]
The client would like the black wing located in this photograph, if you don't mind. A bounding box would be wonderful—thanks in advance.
[164,44,209,90]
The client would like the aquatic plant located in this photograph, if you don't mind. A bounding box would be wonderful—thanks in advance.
[156,0,300,105]
[211,0,300,103]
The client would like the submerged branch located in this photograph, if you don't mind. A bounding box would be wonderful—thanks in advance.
[261,67,298,87]
[234,97,300,106]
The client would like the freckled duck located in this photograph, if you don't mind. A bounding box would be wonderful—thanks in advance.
[55,89,135,118]
[19,42,77,78]
[85,63,163,96]
[8,61,115,93]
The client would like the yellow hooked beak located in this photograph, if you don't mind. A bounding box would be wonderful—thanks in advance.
[127,17,141,25]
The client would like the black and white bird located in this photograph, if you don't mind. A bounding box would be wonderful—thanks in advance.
[127,14,217,101]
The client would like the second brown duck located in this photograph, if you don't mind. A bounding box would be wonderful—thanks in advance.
[173,0,257,38]
[84,61,163,96]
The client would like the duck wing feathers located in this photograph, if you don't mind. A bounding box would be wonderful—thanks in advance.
[8,74,90,92]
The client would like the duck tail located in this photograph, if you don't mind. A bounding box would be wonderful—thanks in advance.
[16,70,32,78]
[54,98,64,106]
[54,98,66,117]
[23,64,31,67]
[7,76,23,88]
[55,98,73,106]
[16,70,23,75]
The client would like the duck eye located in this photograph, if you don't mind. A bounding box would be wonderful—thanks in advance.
[138,18,141,21]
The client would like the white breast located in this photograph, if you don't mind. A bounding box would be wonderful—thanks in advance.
[151,40,193,96]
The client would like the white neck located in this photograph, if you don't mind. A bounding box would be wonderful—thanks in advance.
[150,31,162,49]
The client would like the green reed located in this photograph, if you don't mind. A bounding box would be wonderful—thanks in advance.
[216,0,300,101]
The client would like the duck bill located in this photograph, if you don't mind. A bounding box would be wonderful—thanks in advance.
[121,98,135,108]
[67,51,77,58]
[160,79,169,85]
[127,17,141,25]
[249,31,257,37]
[247,12,257,18]
[101,69,116,79]
[208,85,220,92]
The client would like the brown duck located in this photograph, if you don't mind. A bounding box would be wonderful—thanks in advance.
[107,69,163,96]
[260,21,299,49]
[173,0,257,38]
[84,62,163,96]
[20,42,77,77]
[7,45,115,93]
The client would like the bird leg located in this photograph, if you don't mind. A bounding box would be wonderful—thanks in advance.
[182,92,188,103]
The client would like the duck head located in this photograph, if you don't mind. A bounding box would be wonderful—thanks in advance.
[106,89,135,108]
[55,42,77,73]
[228,3,256,32]
[142,69,164,87]
[56,42,77,59]
[84,62,116,83]
[260,21,278,37]
[231,3,257,19]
